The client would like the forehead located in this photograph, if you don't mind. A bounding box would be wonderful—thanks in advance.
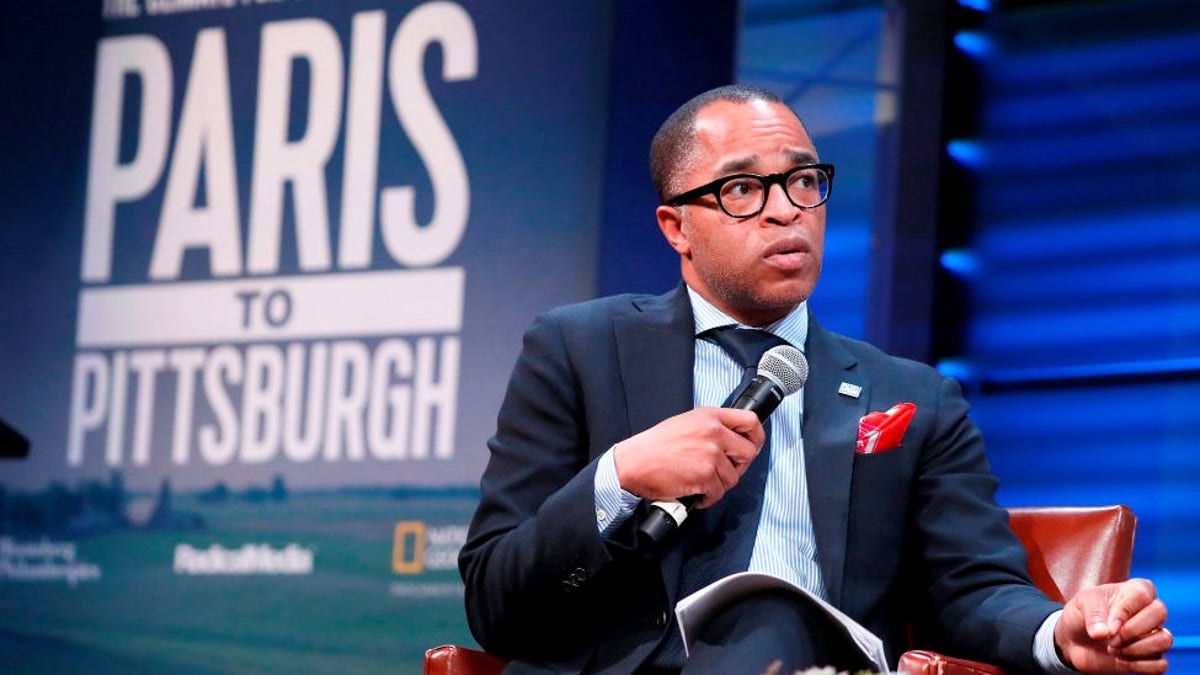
[689,100,817,176]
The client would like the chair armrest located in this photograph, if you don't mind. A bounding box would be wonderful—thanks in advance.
[424,644,506,675]
[898,649,1006,675]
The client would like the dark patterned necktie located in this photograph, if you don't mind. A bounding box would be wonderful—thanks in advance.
[706,327,789,407]
[681,327,789,591]
[653,327,790,668]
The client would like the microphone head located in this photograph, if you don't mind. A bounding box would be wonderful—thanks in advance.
[758,345,808,396]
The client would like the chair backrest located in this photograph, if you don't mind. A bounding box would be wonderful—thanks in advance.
[1006,505,1136,602]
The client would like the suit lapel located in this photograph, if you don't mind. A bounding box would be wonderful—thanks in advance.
[613,285,695,603]
[802,316,866,607]
[613,285,696,440]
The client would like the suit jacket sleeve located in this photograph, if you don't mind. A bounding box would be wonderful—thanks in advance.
[457,305,667,662]
[907,370,1062,670]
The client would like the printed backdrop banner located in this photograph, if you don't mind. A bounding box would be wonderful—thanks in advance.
[0,2,611,672]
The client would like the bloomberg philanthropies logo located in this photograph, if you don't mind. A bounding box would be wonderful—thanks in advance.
[0,537,102,586]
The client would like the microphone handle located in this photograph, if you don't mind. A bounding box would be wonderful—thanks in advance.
[636,375,783,549]
[638,495,699,548]
[730,374,785,422]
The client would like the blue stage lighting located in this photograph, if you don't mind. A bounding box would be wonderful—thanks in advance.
[940,248,980,277]
[954,30,995,59]
[946,139,988,168]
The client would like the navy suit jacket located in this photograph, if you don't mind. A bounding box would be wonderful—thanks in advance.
[460,285,1061,673]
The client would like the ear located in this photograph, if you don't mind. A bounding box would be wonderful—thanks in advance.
[656,205,690,256]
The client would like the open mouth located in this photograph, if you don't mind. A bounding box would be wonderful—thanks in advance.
[764,239,810,258]
[762,239,812,270]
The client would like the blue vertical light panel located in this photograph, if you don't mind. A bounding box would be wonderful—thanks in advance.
[942,0,1200,661]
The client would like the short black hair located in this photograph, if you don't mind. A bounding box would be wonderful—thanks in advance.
[649,84,790,203]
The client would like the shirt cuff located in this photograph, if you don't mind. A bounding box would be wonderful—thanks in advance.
[594,446,640,535]
[1033,610,1076,674]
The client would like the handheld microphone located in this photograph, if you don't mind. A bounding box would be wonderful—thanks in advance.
[637,345,809,548]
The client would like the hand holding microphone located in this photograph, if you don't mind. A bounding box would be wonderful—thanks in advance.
[611,408,765,509]
[619,344,808,549]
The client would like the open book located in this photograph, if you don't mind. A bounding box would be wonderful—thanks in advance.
[674,571,891,673]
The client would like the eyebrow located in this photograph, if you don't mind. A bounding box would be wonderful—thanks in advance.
[786,150,819,166]
[715,150,819,176]
[716,156,760,174]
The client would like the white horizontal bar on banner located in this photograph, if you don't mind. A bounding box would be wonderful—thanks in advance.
[75,268,465,348]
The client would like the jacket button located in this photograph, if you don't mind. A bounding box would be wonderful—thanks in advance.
[561,567,588,592]
[656,610,669,628]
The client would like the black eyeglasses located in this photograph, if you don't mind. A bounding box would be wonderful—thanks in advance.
[665,163,835,218]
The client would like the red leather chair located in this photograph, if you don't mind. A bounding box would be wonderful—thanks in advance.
[426,505,1137,675]
[425,644,506,675]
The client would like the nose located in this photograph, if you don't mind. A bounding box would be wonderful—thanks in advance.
[760,182,801,225]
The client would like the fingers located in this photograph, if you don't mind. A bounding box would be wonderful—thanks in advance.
[1071,579,1165,645]
[1113,597,1169,648]
[684,408,763,474]
[1060,581,1172,675]
[1107,579,1152,625]
[1112,626,1173,659]
[1071,586,1120,640]
[711,407,767,449]
[696,444,746,508]
[694,411,763,507]
[1107,579,1163,636]
[613,408,764,504]
[1109,654,1170,675]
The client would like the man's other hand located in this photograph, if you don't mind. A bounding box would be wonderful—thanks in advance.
[1054,578,1171,674]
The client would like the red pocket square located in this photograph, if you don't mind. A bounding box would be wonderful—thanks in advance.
[856,402,916,454]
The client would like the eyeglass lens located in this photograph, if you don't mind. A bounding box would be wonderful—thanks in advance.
[718,166,830,216]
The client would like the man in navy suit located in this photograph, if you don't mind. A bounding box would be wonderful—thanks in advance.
[459,85,1171,674]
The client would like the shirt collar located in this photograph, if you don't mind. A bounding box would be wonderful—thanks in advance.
[686,286,809,352]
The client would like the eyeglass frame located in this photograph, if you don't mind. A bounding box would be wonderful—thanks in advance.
[663,163,836,218]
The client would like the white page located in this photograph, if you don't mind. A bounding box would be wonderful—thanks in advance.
[674,571,891,673]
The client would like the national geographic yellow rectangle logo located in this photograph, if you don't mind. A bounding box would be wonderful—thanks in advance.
[392,521,426,574]
[392,521,468,575]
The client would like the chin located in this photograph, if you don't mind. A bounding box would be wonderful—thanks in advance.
[737,289,811,325]
[759,280,814,308]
